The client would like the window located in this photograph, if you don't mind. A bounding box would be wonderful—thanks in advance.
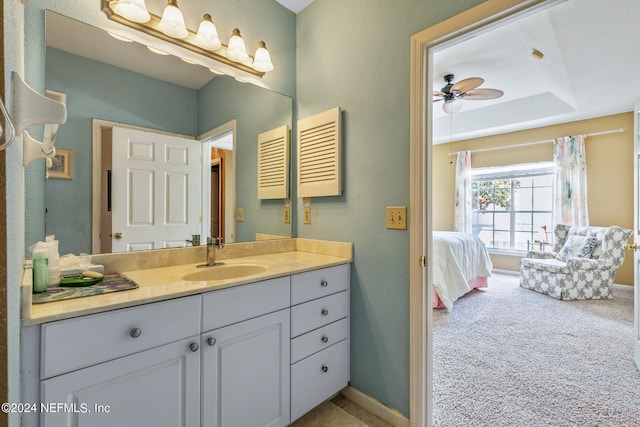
[471,162,554,251]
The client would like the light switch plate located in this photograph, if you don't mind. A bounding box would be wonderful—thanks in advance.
[304,207,311,224]
[236,208,245,222]
[283,207,291,224]
[386,206,407,229]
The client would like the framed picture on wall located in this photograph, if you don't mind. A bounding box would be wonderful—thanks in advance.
[49,149,73,180]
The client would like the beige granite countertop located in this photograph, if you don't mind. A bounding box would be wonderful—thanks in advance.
[22,239,352,325]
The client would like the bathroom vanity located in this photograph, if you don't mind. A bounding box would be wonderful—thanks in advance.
[20,239,352,427]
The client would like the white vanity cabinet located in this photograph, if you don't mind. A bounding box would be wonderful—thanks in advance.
[23,263,350,427]
[34,295,202,427]
[200,277,291,427]
[289,264,350,422]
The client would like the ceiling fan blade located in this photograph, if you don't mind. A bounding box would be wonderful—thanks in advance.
[451,77,484,94]
[433,98,443,103]
[465,88,504,100]
[433,91,446,97]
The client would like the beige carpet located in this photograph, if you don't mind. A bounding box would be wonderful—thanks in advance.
[292,401,369,427]
[433,272,640,426]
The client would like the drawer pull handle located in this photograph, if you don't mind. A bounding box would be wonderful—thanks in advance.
[129,328,142,338]
[321,280,328,287]
[207,337,217,347]
[321,365,329,373]
[321,335,329,343]
[321,308,329,316]
[189,342,200,352]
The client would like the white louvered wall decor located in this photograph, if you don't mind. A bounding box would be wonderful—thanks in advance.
[296,107,342,198]
[257,124,290,199]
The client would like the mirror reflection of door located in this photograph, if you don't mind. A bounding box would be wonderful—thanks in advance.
[210,151,225,241]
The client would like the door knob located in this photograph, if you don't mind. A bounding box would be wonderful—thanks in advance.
[624,243,637,251]
[114,232,124,239]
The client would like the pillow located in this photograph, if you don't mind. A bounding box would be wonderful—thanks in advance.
[556,236,599,262]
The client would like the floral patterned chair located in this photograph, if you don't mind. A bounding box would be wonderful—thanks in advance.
[519,224,632,300]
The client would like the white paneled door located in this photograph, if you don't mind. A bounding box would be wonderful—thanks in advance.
[111,127,201,252]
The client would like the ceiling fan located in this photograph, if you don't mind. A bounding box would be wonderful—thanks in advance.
[433,74,504,114]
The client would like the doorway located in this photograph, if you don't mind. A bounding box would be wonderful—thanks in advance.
[408,1,563,425]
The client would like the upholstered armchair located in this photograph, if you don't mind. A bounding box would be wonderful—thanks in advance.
[520,224,632,300]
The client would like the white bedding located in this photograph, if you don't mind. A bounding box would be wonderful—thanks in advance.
[433,231,493,310]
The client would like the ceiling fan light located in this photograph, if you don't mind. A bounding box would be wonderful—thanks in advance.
[194,14,222,51]
[226,28,250,64]
[158,0,189,39]
[443,98,462,114]
[111,0,150,23]
[252,41,274,72]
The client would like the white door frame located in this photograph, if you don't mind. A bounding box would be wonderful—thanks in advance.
[408,1,562,425]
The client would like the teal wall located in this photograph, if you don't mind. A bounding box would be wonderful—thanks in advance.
[295,0,485,416]
[198,76,293,242]
[44,48,198,255]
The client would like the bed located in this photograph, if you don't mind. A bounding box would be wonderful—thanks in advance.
[432,231,493,310]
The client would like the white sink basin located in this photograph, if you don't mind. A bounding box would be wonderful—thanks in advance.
[182,264,267,282]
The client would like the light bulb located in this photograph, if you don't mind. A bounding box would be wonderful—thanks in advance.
[111,0,150,23]
[443,98,462,114]
[158,0,188,39]
[194,14,222,50]
[252,41,274,72]
[226,28,249,63]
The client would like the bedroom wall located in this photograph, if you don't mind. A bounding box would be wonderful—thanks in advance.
[432,112,634,286]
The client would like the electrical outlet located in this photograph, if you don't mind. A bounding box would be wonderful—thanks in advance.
[386,206,407,229]
[283,207,290,224]
[304,207,311,224]
[236,207,245,222]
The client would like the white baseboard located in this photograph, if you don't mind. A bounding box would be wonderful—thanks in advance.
[339,386,410,427]
[492,268,520,276]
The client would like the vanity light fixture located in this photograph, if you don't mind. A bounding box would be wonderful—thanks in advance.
[226,28,250,64]
[102,0,274,77]
[194,14,222,51]
[253,41,274,72]
[158,0,188,39]
[111,0,150,23]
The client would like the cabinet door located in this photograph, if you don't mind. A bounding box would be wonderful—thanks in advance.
[41,337,201,427]
[202,309,290,427]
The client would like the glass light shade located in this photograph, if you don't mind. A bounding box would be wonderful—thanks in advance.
[226,28,250,63]
[252,41,274,72]
[112,0,150,23]
[443,98,462,114]
[194,14,222,50]
[158,0,188,39]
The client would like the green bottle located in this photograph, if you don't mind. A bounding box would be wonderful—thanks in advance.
[32,249,48,293]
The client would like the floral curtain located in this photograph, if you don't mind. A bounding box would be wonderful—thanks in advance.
[553,135,589,226]
[453,150,472,233]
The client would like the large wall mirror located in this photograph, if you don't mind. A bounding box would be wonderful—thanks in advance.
[40,11,293,255]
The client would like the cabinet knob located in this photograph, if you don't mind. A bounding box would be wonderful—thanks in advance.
[189,342,200,352]
[129,328,142,338]
[321,335,329,343]
[321,308,329,316]
[321,365,329,373]
[321,280,328,287]
[207,337,217,347]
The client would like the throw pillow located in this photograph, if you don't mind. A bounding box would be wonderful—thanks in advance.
[556,236,598,262]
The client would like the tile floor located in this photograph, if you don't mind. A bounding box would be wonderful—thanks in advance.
[291,394,393,427]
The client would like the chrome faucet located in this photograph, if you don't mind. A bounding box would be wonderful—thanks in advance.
[205,236,224,266]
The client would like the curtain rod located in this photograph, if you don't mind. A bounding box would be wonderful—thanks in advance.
[448,128,625,156]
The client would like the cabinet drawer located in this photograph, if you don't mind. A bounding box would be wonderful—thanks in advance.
[291,318,349,364]
[40,295,201,379]
[290,339,350,422]
[290,291,348,338]
[202,276,290,331]
[291,265,349,305]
